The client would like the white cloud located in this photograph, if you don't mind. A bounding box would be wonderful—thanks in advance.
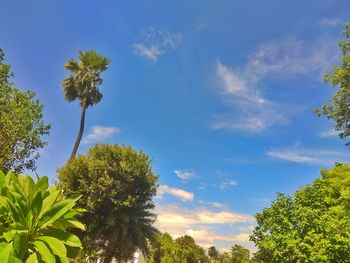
[319,18,341,26]
[220,179,237,189]
[83,125,120,144]
[267,146,348,165]
[174,169,197,180]
[320,128,338,138]
[157,185,194,201]
[155,203,254,250]
[213,37,337,133]
[133,27,182,62]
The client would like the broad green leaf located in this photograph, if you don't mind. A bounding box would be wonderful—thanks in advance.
[38,190,60,219]
[0,242,13,262]
[37,236,67,258]
[13,231,28,260]
[40,196,80,228]
[8,256,23,263]
[46,229,82,247]
[25,253,37,263]
[34,240,56,263]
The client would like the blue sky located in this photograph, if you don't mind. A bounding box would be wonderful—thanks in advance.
[1,0,350,251]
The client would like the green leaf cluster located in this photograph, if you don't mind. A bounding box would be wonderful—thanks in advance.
[0,48,50,173]
[148,233,209,263]
[0,171,84,262]
[315,23,350,145]
[57,144,158,262]
[251,164,350,262]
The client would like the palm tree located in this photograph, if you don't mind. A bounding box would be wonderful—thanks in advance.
[62,50,110,159]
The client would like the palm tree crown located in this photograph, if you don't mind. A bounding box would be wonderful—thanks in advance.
[62,50,111,159]
[63,50,110,108]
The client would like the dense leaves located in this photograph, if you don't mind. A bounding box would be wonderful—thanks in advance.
[62,50,110,159]
[315,23,350,145]
[57,144,158,263]
[148,233,209,263]
[231,244,250,263]
[251,164,350,262]
[0,49,50,173]
[0,171,84,262]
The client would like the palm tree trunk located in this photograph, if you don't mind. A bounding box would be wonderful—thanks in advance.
[70,103,87,160]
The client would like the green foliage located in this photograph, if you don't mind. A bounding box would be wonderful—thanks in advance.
[62,50,110,108]
[0,48,50,173]
[315,23,350,145]
[231,244,250,263]
[175,235,208,263]
[251,164,350,262]
[208,245,220,260]
[57,144,158,262]
[220,252,232,263]
[148,233,209,263]
[0,170,84,262]
[62,50,111,159]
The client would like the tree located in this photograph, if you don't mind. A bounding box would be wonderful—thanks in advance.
[175,235,208,263]
[0,170,84,262]
[208,245,219,261]
[250,164,350,262]
[220,252,232,263]
[315,23,350,145]
[0,48,50,173]
[62,50,110,159]
[148,233,186,263]
[57,144,158,263]
[231,244,250,263]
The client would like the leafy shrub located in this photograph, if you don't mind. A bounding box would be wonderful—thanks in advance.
[0,171,85,262]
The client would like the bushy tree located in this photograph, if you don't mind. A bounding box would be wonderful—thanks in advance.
[0,171,84,262]
[57,144,158,263]
[62,50,110,159]
[148,233,209,263]
[175,235,208,263]
[315,23,350,145]
[231,244,250,263]
[0,48,50,173]
[251,164,350,262]
[208,245,219,261]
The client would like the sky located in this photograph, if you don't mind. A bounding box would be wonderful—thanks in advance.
[1,0,350,252]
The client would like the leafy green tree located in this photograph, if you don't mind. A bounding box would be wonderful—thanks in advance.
[0,170,84,262]
[148,233,186,263]
[0,48,50,173]
[231,244,249,263]
[208,245,219,261]
[62,50,110,159]
[220,252,232,263]
[250,164,350,262]
[315,23,350,145]
[175,235,208,263]
[57,144,158,263]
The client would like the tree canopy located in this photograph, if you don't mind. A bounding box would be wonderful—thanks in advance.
[315,23,350,145]
[251,164,350,262]
[148,233,209,263]
[231,244,250,263]
[57,144,158,263]
[0,48,50,173]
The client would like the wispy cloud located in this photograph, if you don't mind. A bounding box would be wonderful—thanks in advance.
[157,185,194,201]
[220,179,237,189]
[155,203,254,249]
[213,37,338,133]
[174,169,197,180]
[320,128,338,138]
[83,125,120,144]
[133,27,182,62]
[319,18,341,26]
[267,146,348,165]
